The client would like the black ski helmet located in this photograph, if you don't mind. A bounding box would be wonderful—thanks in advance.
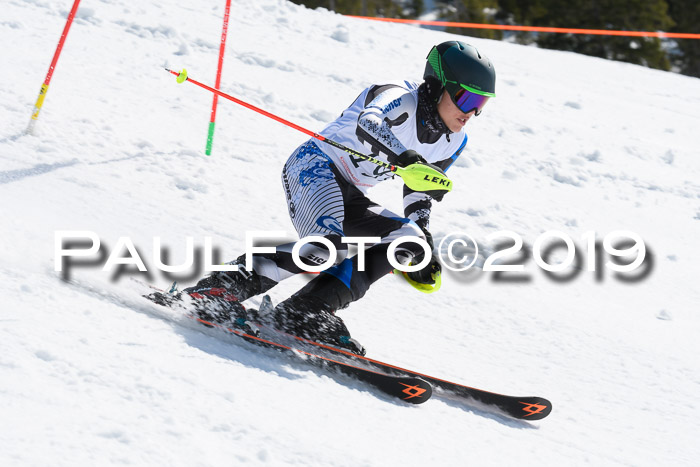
[423,41,496,115]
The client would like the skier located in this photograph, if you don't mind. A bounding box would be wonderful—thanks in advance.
[149,41,496,356]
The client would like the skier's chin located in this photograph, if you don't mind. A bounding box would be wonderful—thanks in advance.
[449,120,466,132]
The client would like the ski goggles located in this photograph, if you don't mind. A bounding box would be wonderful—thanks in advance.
[449,85,491,116]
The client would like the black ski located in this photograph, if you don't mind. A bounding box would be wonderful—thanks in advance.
[72,279,432,405]
[189,315,432,404]
[140,282,547,417]
[256,324,552,420]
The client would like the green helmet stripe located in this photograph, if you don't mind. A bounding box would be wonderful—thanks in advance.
[427,47,445,85]
[444,78,497,99]
[460,83,495,98]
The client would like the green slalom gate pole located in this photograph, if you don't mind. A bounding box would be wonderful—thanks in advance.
[166,68,453,195]
[205,0,231,155]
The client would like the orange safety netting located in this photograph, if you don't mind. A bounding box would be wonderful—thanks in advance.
[348,16,700,40]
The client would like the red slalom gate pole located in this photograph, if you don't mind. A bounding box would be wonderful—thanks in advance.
[26,0,82,135]
[205,0,232,156]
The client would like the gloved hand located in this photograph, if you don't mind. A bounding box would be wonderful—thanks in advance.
[405,228,440,285]
[406,254,442,285]
[425,188,447,202]
[390,149,426,168]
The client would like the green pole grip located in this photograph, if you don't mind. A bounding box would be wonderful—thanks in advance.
[205,121,216,155]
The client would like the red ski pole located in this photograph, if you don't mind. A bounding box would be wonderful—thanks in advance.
[165,68,453,195]
[205,0,232,156]
[26,0,82,135]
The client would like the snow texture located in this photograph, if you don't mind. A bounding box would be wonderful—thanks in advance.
[1,0,700,465]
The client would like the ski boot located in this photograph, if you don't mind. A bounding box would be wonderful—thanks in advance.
[245,294,275,326]
[182,254,276,303]
[187,287,260,337]
[145,282,260,337]
[274,293,366,356]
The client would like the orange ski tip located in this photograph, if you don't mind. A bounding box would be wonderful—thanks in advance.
[399,382,429,400]
[519,401,549,417]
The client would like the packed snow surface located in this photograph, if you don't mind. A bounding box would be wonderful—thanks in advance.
[1,0,699,465]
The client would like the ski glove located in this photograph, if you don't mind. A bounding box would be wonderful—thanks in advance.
[390,149,426,168]
[406,253,442,285]
[405,228,440,285]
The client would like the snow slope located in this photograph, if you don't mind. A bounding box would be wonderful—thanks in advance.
[2,0,700,465]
